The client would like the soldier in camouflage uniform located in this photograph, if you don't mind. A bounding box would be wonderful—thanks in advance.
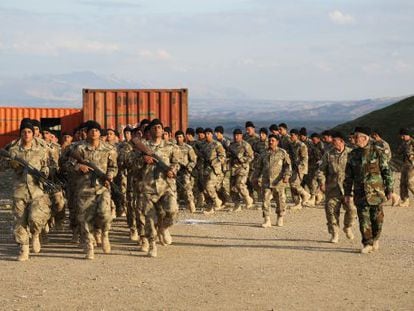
[200,128,226,214]
[317,131,356,243]
[306,133,326,205]
[227,129,254,212]
[251,127,269,202]
[185,128,196,147]
[243,121,260,202]
[70,121,118,260]
[397,128,414,207]
[175,130,197,213]
[214,126,232,207]
[288,129,311,209]
[2,120,51,261]
[344,127,393,254]
[321,130,334,153]
[254,134,291,228]
[129,119,180,257]
[193,127,207,208]
[269,124,280,137]
[278,123,291,151]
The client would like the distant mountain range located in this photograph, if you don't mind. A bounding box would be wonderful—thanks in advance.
[0,71,408,130]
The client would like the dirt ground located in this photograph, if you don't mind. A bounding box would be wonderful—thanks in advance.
[0,171,413,311]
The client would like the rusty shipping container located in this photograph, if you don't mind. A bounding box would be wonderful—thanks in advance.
[0,107,82,147]
[82,89,188,134]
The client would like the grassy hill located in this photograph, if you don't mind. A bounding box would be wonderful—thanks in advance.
[333,95,414,152]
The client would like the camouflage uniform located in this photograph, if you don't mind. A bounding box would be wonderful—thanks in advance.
[256,147,291,218]
[216,137,232,205]
[306,140,325,196]
[71,141,118,255]
[397,138,414,202]
[344,142,393,247]
[243,133,260,200]
[114,141,128,217]
[228,140,254,210]
[279,134,291,152]
[317,146,356,236]
[200,140,226,210]
[193,140,207,207]
[288,140,310,205]
[133,140,180,251]
[7,139,51,249]
[176,142,197,211]
[251,139,268,201]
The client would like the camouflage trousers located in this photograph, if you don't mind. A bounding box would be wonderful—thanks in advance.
[77,187,112,246]
[204,171,223,207]
[114,172,127,216]
[289,172,307,203]
[13,193,51,245]
[141,190,178,242]
[177,172,195,207]
[262,184,287,217]
[216,171,231,205]
[193,168,205,207]
[324,189,356,234]
[355,202,384,246]
[230,174,251,207]
[400,164,414,200]
[50,190,65,227]
[66,180,79,233]
[303,168,320,196]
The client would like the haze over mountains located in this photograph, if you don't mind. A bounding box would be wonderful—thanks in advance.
[0,71,407,131]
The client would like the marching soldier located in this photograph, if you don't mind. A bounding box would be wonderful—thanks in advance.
[397,128,414,207]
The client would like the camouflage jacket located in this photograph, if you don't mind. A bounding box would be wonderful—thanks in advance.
[374,139,392,162]
[279,134,291,151]
[8,139,49,199]
[227,140,254,176]
[243,133,259,147]
[397,138,414,166]
[317,146,352,197]
[131,139,180,194]
[200,140,226,175]
[308,141,325,171]
[176,143,197,174]
[344,142,393,205]
[289,140,308,176]
[256,147,292,188]
[71,141,118,191]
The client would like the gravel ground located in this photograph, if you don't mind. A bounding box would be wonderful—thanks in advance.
[0,170,413,310]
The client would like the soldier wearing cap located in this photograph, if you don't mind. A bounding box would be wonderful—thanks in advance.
[344,127,393,254]
[308,133,325,205]
[251,127,269,202]
[397,128,414,207]
[1,119,51,261]
[228,128,254,212]
[254,134,291,228]
[317,131,356,243]
[200,128,226,214]
[214,126,232,207]
[278,123,291,151]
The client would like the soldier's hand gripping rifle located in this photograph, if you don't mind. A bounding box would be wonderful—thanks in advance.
[132,139,184,189]
[0,149,62,194]
[70,151,123,198]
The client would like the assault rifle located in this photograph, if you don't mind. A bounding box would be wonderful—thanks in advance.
[70,151,123,197]
[0,149,63,194]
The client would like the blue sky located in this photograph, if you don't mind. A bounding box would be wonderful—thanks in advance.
[0,0,413,100]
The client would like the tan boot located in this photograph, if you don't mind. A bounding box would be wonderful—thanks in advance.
[232,205,242,212]
[343,227,355,240]
[148,241,157,258]
[391,193,400,207]
[189,201,196,213]
[276,216,284,227]
[139,237,149,252]
[306,195,316,207]
[261,216,271,228]
[94,231,102,246]
[361,245,373,254]
[214,198,224,211]
[315,192,324,205]
[85,242,94,260]
[129,228,139,241]
[32,234,41,253]
[17,245,29,262]
[300,190,311,206]
[372,240,380,251]
[290,202,303,210]
[203,207,215,215]
[162,229,172,245]
[102,232,111,254]
[399,198,409,207]
[330,232,339,244]
[245,196,254,209]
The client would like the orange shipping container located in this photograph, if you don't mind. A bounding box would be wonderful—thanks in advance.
[82,89,188,134]
[0,107,82,147]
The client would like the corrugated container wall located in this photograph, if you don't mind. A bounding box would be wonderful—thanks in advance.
[0,107,82,147]
[82,89,188,134]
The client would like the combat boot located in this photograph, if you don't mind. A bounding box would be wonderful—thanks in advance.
[372,240,380,251]
[343,227,355,240]
[189,201,196,213]
[213,198,224,211]
[102,232,111,254]
[162,229,173,245]
[32,234,41,253]
[140,237,149,252]
[306,195,316,207]
[315,192,324,205]
[245,196,254,209]
[391,193,400,207]
[360,244,373,254]
[399,198,409,207]
[232,205,242,212]
[261,216,271,228]
[276,216,284,227]
[129,228,139,241]
[203,207,215,215]
[17,245,29,262]
[300,190,312,206]
[290,201,303,211]
[85,242,94,260]
[148,241,157,258]
[330,232,339,244]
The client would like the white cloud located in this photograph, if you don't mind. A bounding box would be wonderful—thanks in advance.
[329,10,356,25]
[137,49,172,61]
